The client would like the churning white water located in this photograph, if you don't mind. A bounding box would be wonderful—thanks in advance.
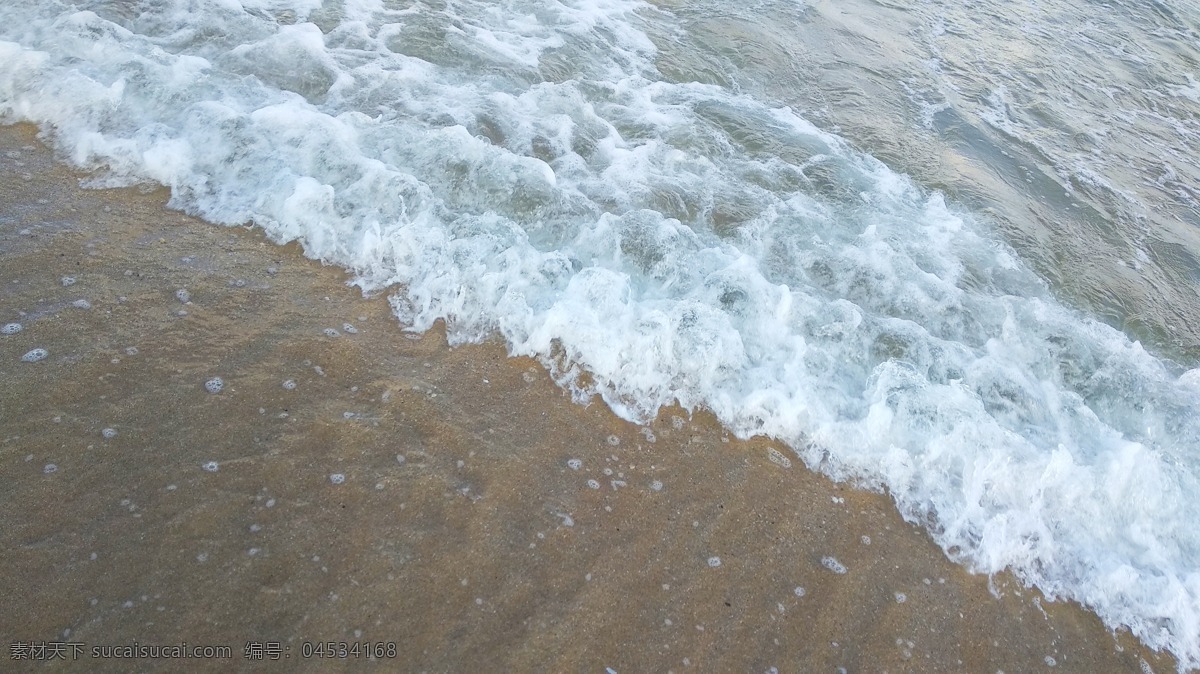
[3,0,1200,666]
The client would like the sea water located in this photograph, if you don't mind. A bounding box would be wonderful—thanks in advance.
[3,0,1200,666]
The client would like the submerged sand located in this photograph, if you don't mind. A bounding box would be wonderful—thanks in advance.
[0,122,1179,672]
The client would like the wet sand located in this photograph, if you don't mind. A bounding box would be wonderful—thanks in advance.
[0,122,1179,673]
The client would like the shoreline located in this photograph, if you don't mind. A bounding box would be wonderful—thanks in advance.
[0,121,1179,672]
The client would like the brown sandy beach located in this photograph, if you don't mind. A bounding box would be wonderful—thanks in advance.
[0,122,1179,672]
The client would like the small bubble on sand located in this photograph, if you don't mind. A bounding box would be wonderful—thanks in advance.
[175,289,190,303]
[567,458,582,470]
[43,463,58,474]
[1,322,22,335]
[249,524,262,533]
[266,266,278,275]
[329,473,346,485]
[586,479,600,490]
[861,535,871,545]
[602,468,613,476]
[343,323,358,334]
[72,299,92,309]
[61,276,76,287]
[102,428,117,439]
[323,328,341,337]
[895,592,907,603]
[650,480,663,491]
[821,556,847,574]
[794,586,806,597]
[124,346,138,356]
[395,454,406,465]
[21,348,48,362]
[232,279,247,288]
[641,428,656,443]
[522,371,536,383]
[1045,656,1057,667]
[201,461,219,472]
[122,600,134,609]
[282,379,296,390]
[266,499,276,508]
[248,548,260,556]
[707,556,722,568]
[204,377,224,394]
[606,434,620,446]
[196,553,208,563]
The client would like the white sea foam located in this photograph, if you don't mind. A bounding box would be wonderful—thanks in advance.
[3,0,1200,666]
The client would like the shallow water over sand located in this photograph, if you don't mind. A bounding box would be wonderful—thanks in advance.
[0,122,1176,674]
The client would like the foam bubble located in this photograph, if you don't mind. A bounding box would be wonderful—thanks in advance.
[204,377,224,394]
[72,299,92,309]
[586,479,601,489]
[342,323,358,334]
[821,556,848,574]
[282,379,296,390]
[1,323,22,335]
[650,480,663,491]
[329,473,345,484]
[60,277,75,287]
[101,428,116,439]
[793,586,806,597]
[43,463,58,474]
[21,348,48,362]
[201,461,219,472]
[323,328,340,337]
[175,289,190,303]
[567,458,582,470]
[707,556,722,568]
[767,448,792,469]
